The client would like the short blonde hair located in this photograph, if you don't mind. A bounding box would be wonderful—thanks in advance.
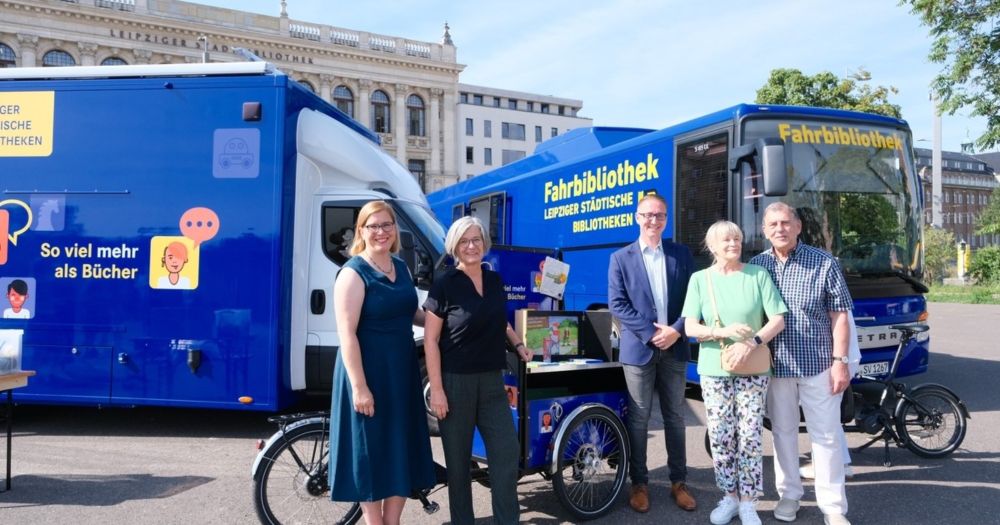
[636,192,667,212]
[704,220,744,264]
[444,216,491,259]
[351,200,400,255]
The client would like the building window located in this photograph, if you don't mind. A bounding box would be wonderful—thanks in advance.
[508,99,517,110]
[484,120,492,138]
[407,94,425,136]
[485,147,493,166]
[460,92,468,104]
[473,94,483,105]
[465,118,474,136]
[502,122,526,140]
[0,44,14,68]
[551,127,558,138]
[502,149,526,165]
[100,56,127,66]
[492,97,501,108]
[334,85,355,118]
[408,159,427,192]
[298,80,316,93]
[466,146,474,164]
[558,105,565,115]
[540,103,549,114]
[370,89,391,133]
[527,101,534,112]
[535,126,542,142]
[42,49,75,67]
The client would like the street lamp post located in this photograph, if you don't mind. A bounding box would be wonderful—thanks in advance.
[197,35,210,63]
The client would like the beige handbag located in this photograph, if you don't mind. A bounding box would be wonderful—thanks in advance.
[706,270,771,375]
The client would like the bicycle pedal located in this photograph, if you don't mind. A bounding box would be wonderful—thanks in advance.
[423,501,440,514]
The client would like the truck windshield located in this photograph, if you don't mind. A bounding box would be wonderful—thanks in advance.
[741,118,922,279]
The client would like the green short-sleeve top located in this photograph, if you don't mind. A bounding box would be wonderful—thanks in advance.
[681,264,788,377]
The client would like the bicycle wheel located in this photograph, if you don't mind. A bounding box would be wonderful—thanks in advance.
[253,422,362,525]
[551,406,629,521]
[895,385,967,458]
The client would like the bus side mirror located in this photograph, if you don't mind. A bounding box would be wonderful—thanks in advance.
[729,138,788,196]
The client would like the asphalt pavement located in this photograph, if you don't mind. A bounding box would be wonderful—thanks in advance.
[0,302,997,524]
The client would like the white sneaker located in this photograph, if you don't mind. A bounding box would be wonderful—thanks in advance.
[799,462,854,479]
[710,496,740,525]
[773,498,800,522]
[739,501,761,525]
[823,513,851,525]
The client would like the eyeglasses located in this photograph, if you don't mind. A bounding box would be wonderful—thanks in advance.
[363,222,396,233]
[637,212,667,222]
[457,237,484,248]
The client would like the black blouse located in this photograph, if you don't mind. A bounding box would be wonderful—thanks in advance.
[423,268,508,373]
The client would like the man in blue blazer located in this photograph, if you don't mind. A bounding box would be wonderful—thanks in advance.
[608,193,696,514]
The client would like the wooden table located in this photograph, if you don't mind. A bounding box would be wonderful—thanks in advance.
[0,371,35,492]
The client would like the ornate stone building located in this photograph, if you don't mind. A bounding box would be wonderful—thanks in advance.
[0,0,466,191]
[915,147,999,248]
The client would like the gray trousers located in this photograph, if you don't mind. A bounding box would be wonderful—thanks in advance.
[439,370,519,525]
[622,351,688,485]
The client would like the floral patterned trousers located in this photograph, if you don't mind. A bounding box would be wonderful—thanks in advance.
[701,375,770,499]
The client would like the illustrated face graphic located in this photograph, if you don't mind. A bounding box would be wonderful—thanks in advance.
[542,412,552,426]
[162,242,189,274]
[7,288,26,310]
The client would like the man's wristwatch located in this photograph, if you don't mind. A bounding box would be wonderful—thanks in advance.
[833,355,849,364]
[751,335,764,347]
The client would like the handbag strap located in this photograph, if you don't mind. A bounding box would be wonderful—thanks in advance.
[705,270,723,329]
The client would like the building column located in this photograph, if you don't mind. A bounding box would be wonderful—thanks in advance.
[394,83,407,164]
[429,88,442,178]
[441,88,457,185]
[17,34,38,67]
[319,74,333,102]
[358,79,371,132]
[78,42,99,66]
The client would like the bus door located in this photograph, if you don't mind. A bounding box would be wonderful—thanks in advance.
[468,192,508,245]
[673,128,734,269]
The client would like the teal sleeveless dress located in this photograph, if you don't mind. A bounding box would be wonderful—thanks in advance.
[329,255,435,501]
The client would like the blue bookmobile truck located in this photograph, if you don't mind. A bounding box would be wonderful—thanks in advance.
[428,104,931,383]
[0,62,445,410]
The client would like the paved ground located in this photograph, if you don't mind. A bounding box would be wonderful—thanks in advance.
[0,302,997,524]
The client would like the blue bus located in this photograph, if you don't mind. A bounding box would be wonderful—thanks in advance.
[428,104,930,382]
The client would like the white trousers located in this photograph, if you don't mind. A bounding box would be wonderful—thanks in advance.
[768,368,847,515]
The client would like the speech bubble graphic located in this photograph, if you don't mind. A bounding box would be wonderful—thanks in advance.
[0,199,32,246]
[179,207,219,247]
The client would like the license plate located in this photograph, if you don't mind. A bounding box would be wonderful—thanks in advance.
[860,361,890,376]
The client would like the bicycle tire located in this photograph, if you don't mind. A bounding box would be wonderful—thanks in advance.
[253,421,362,525]
[895,385,967,458]
[551,406,629,521]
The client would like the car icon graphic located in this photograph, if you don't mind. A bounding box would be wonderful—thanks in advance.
[219,138,254,169]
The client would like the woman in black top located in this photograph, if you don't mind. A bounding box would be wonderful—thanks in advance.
[423,216,533,525]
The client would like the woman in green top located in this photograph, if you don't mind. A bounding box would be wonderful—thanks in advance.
[681,220,787,525]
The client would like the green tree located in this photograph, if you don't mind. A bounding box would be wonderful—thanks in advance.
[923,226,955,284]
[975,187,1000,235]
[904,0,1000,149]
[969,246,1000,283]
[755,68,902,118]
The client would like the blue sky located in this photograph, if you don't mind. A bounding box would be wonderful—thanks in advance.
[198,0,988,153]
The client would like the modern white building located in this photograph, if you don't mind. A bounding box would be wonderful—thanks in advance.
[456,84,592,180]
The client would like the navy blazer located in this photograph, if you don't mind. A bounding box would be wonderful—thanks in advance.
[608,239,694,366]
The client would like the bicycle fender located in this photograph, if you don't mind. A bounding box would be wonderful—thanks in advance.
[250,416,329,479]
[548,402,616,476]
[894,383,970,420]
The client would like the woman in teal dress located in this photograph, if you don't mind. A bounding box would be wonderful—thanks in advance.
[329,200,435,525]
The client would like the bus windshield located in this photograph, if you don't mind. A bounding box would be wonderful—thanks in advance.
[741,118,922,279]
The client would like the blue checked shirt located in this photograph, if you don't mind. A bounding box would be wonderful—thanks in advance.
[749,243,853,378]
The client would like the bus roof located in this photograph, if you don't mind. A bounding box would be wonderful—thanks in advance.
[0,62,275,80]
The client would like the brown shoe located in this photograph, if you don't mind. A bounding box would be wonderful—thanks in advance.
[629,484,650,513]
[671,482,697,511]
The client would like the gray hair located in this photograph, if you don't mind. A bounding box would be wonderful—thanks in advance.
[762,202,800,225]
[444,216,491,258]
[704,220,744,264]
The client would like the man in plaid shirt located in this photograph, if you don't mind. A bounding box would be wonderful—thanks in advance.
[749,203,853,525]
